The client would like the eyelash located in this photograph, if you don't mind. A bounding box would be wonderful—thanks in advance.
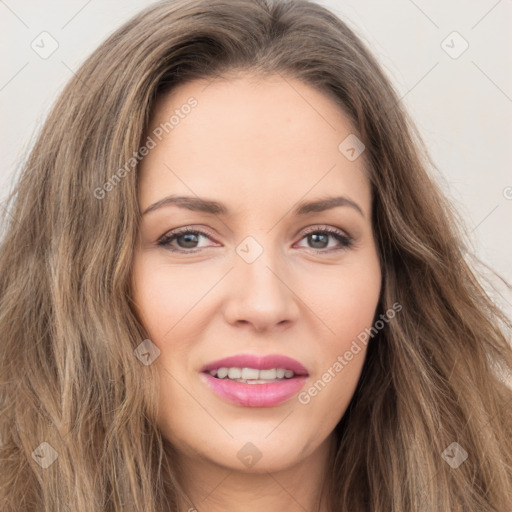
[157,225,354,254]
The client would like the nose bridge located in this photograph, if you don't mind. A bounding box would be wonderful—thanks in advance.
[223,231,299,330]
[235,232,285,297]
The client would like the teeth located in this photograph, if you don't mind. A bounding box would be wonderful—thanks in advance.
[217,367,229,379]
[210,367,296,381]
[227,368,242,379]
[259,369,277,379]
[241,368,260,379]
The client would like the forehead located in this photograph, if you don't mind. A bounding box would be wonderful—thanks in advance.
[138,74,371,216]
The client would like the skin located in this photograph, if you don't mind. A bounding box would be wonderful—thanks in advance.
[131,72,382,512]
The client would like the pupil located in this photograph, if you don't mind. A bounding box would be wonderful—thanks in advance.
[179,233,198,248]
[309,233,328,249]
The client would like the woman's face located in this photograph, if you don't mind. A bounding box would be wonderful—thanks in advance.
[132,73,381,473]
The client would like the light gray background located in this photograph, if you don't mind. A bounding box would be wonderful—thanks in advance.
[1,0,511,316]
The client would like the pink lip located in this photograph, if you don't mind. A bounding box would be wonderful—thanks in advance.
[199,353,309,408]
[200,373,308,407]
[200,354,309,375]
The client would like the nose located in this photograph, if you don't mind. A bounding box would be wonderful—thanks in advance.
[222,243,300,333]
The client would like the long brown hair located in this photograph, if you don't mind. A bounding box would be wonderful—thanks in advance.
[1,0,511,510]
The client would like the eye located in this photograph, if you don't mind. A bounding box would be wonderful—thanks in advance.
[157,227,217,253]
[295,226,353,253]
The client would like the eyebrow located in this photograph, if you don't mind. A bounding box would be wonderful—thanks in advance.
[142,194,365,218]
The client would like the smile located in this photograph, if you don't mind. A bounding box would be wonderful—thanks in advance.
[200,354,309,407]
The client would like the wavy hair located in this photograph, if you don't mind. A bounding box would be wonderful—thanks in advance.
[1,0,511,510]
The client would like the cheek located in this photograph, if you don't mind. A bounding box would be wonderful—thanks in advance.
[297,254,381,348]
[294,253,381,415]
[131,258,206,437]
[131,257,215,341]
[296,306,377,441]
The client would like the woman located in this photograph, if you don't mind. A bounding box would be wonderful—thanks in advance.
[1,0,511,510]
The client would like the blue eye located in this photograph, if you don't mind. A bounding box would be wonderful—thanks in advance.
[157,227,213,253]
[157,226,353,254]
[297,226,353,252]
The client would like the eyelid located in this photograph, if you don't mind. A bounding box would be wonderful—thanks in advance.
[299,224,350,239]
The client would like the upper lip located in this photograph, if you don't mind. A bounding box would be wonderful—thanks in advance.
[201,354,309,376]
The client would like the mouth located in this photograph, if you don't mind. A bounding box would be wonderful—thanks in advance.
[199,354,309,407]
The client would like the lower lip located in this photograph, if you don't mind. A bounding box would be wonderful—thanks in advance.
[200,373,308,407]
